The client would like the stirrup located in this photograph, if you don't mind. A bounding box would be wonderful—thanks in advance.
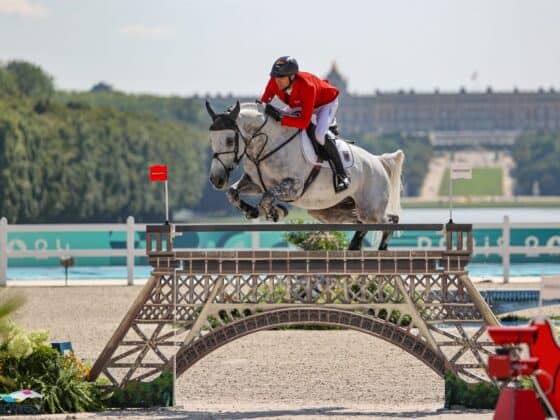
[334,175,350,192]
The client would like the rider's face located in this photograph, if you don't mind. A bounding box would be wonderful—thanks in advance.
[274,76,291,90]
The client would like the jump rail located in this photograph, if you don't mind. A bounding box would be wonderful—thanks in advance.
[146,222,473,254]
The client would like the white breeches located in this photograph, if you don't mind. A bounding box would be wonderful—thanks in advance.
[313,98,339,145]
[273,95,339,146]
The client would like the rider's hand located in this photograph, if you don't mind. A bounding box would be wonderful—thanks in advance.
[264,103,282,122]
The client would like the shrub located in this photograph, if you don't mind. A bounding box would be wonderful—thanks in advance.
[107,371,172,408]
[444,370,499,409]
[284,220,348,251]
[0,346,106,413]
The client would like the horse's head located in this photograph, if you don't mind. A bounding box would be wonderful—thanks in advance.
[206,101,244,189]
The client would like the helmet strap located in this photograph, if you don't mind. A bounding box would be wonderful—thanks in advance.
[282,75,295,92]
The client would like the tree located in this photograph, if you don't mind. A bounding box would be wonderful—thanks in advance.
[357,131,433,196]
[0,67,18,96]
[5,60,54,98]
[0,96,208,222]
[512,132,560,195]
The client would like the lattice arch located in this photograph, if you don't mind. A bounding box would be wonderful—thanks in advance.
[171,307,448,377]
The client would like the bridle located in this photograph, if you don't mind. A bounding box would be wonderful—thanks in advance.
[207,101,302,192]
[209,113,269,176]
[210,131,243,174]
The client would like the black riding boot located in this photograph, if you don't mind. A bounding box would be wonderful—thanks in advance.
[323,133,350,192]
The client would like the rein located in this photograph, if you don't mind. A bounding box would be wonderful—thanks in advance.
[210,108,318,198]
[244,127,301,192]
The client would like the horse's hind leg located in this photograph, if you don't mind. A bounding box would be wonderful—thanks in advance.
[306,200,363,249]
[378,214,399,251]
[354,199,398,250]
[349,229,367,250]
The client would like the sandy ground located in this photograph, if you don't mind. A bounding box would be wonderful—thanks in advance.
[419,155,448,199]
[6,285,559,419]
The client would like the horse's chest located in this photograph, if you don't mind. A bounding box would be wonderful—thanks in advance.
[244,154,296,185]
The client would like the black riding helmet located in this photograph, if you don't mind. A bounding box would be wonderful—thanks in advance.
[270,56,299,77]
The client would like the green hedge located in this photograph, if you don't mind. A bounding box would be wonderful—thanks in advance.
[444,371,499,409]
[106,371,172,408]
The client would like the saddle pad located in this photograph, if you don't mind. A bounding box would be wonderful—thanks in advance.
[301,131,354,169]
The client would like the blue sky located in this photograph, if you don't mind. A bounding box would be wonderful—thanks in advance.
[1,0,559,96]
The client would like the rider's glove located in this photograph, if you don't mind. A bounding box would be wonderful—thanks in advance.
[264,103,282,122]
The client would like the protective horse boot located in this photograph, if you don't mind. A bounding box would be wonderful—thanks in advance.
[323,132,350,192]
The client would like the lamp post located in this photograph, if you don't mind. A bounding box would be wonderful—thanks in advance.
[59,255,74,286]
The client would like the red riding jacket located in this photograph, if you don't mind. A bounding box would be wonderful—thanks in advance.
[261,71,339,129]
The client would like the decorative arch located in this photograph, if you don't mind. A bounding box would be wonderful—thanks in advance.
[173,308,448,378]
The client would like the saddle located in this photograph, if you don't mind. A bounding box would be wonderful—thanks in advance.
[303,124,354,169]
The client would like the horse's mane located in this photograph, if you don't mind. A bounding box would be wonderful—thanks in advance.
[239,101,265,116]
[235,101,298,138]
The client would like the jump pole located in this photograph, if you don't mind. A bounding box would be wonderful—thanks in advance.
[149,164,170,224]
[448,162,472,223]
[149,164,176,405]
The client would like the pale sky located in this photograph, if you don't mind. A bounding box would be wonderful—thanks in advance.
[1,0,559,96]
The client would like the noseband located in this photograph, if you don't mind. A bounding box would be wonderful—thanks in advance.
[209,113,269,174]
[209,107,301,192]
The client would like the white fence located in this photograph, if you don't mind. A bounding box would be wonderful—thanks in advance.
[0,216,145,286]
[469,216,560,282]
[0,215,559,286]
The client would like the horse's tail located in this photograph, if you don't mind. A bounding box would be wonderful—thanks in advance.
[380,149,404,216]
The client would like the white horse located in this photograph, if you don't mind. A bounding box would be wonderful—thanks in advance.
[206,101,404,250]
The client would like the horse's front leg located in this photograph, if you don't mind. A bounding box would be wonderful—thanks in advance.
[258,178,299,222]
[227,173,263,219]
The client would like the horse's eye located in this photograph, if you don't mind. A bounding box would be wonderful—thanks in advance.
[226,137,235,147]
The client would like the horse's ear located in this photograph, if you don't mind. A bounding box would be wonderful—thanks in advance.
[205,100,217,121]
[228,101,240,121]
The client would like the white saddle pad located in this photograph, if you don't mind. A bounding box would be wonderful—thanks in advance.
[301,131,354,169]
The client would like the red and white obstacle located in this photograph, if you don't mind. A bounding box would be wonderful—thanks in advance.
[487,318,560,419]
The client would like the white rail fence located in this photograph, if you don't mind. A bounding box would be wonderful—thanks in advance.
[464,216,560,283]
[0,215,559,286]
[0,216,144,286]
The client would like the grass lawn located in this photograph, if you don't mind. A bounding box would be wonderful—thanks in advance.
[402,200,560,208]
[438,167,502,196]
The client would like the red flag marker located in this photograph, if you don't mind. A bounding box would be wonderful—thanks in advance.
[149,164,168,182]
[149,164,169,223]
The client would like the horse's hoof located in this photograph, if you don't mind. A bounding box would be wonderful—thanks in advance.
[226,188,240,204]
[275,204,289,219]
[265,207,279,222]
[245,207,259,219]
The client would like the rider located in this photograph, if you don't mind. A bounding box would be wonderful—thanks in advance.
[261,56,350,192]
